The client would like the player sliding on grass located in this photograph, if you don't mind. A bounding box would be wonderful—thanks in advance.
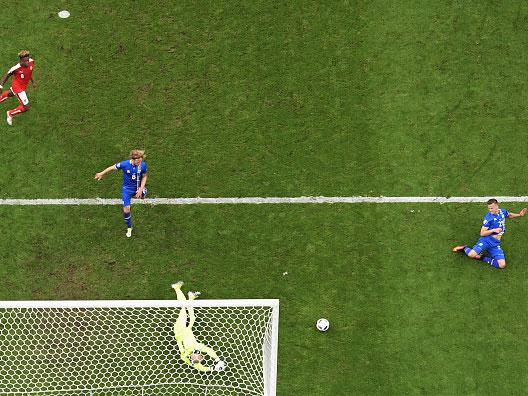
[0,50,36,126]
[453,198,527,269]
[172,281,226,373]
[94,150,148,238]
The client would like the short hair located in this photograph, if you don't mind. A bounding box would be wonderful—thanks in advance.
[487,198,498,205]
[129,149,145,160]
[18,50,30,59]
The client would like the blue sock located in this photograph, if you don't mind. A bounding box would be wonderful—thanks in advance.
[463,247,472,256]
[482,257,500,269]
[123,212,132,228]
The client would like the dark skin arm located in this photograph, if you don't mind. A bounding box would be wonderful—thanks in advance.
[29,66,37,89]
[0,71,12,88]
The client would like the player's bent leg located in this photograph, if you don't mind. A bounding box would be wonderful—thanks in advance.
[173,315,188,337]
[122,190,135,234]
[481,257,503,269]
[188,291,200,300]
[466,250,481,259]
[171,283,189,328]
[124,208,132,237]
[15,91,29,106]
[0,91,11,103]
[186,291,201,327]
[172,282,187,303]
[467,241,486,260]
[175,307,188,329]
[453,245,481,259]
[187,306,195,328]
[187,292,201,328]
[122,201,133,237]
[462,246,482,259]
[483,246,506,269]
[172,281,184,290]
[8,105,26,118]
[7,104,26,125]
[8,92,29,121]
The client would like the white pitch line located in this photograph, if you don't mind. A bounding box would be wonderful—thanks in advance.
[0,196,526,205]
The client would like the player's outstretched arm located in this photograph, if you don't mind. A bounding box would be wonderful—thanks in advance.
[193,362,212,372]
[94,165,117,180]
[0,72,11,89]
[508,208,527,218]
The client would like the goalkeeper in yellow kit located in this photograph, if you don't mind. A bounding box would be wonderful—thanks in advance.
[172,281,226,372]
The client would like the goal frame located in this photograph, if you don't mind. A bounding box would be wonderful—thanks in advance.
[0,299,280,396]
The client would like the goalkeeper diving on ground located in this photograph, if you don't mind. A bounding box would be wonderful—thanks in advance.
[172,281,226,372]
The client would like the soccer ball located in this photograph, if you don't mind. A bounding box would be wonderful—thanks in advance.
[214,360,226,372]
[316,318,330,332]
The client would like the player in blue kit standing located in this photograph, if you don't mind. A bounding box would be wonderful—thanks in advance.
[95,150,148,237]
[453,198,527,269]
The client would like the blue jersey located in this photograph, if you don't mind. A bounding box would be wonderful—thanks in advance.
[115,160,147,191]
[482,208,509,236]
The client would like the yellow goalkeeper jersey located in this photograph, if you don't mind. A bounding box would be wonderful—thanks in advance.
[174,322,219,372]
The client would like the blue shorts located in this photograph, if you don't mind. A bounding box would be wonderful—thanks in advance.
[471,236,505,260]
[121,187,147,207]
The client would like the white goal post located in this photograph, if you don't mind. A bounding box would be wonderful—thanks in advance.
[0,299,279,396]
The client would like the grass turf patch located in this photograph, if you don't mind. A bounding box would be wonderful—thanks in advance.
[0,1,528,394]
[0,2,527,198]
[0,203,527,394]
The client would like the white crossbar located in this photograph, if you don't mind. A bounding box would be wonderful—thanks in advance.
[0,299,279,309]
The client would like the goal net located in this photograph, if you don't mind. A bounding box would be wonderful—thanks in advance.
[0,300,279,396]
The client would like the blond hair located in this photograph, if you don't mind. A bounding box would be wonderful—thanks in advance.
[18,50,30,59]
[130,149,145,160]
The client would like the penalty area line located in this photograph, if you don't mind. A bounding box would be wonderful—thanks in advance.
[0,196,527,205]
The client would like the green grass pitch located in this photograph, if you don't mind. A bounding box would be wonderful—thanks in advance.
[1,1,528,395]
